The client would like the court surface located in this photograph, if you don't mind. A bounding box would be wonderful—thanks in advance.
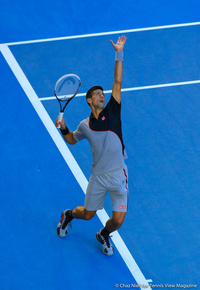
[0,1,200,289]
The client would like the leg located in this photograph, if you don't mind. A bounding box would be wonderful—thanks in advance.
[96,211,126,256]
[105,211,126,233]
[96,166,128,255]
[57,207,96,238]
[72,206,96,220]
[57,172,104,238]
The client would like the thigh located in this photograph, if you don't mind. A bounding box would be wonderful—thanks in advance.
[109,165,129,212]
[84,174,108,211]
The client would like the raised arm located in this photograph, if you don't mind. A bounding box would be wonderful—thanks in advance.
[110,36,127,104]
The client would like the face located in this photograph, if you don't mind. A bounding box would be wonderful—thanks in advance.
[88,89,105,109]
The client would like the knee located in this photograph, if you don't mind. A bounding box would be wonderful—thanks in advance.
[84,210,96,220]
[112,213,126,227]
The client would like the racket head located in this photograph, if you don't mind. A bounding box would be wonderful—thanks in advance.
[54,74,81,101]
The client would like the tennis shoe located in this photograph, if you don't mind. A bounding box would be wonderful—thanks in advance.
[96,229,114,256]
[57,209,72,238]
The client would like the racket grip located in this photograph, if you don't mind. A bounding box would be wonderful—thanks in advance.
[57,112,64,129]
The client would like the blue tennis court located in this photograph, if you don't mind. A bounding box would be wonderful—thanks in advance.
[1,1,200,289]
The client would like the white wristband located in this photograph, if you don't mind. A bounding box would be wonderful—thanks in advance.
[115,50,123,61]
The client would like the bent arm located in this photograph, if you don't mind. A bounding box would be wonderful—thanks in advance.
[62,131,77,145]
[55,117,77,145]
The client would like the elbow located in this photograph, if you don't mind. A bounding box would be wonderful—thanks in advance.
[115,78,122,84]
[68,137,77,145]
[63,132,77,145]
[113,81,122,92]
[70,140,77,145]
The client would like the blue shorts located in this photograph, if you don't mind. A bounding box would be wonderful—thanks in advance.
[84,165,128,212]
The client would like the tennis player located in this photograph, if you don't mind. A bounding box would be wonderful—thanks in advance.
[56,36,128,256]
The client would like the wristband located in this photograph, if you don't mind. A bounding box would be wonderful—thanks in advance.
[115,50,123,61]
[60,127,69,135]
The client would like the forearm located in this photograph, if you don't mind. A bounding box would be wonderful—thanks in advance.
[112,56,123,103]
[55,117,77,144]
[114,59,123,85]
[60,129,77,145]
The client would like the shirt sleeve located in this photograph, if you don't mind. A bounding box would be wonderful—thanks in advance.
[73,121,86,142]
[109,95,121,117]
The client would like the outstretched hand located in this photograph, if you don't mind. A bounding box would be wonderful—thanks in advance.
[110,35,127,51]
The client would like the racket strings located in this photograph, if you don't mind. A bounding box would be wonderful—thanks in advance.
[55,74,81,101]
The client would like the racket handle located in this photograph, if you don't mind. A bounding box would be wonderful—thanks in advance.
[57,112,64,129]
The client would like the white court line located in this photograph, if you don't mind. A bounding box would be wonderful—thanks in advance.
[1,21,200,46]
[0,44,151,288]
[39,79,200,101]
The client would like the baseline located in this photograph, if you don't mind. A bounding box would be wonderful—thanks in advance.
[2,21,200,46]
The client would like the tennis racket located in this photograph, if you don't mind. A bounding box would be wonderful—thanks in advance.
[54,74,81,128]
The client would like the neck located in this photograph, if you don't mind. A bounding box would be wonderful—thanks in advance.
[91,107,103,119]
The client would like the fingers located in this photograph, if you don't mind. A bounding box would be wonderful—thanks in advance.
[118,35,127,44]
[55,116,66,129]
[110,39,115,48]
[110,35,127,51]
[55,117,60,128]
[55,116,62,128]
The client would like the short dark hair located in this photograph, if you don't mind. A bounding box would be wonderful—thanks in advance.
[86,86,103,100]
